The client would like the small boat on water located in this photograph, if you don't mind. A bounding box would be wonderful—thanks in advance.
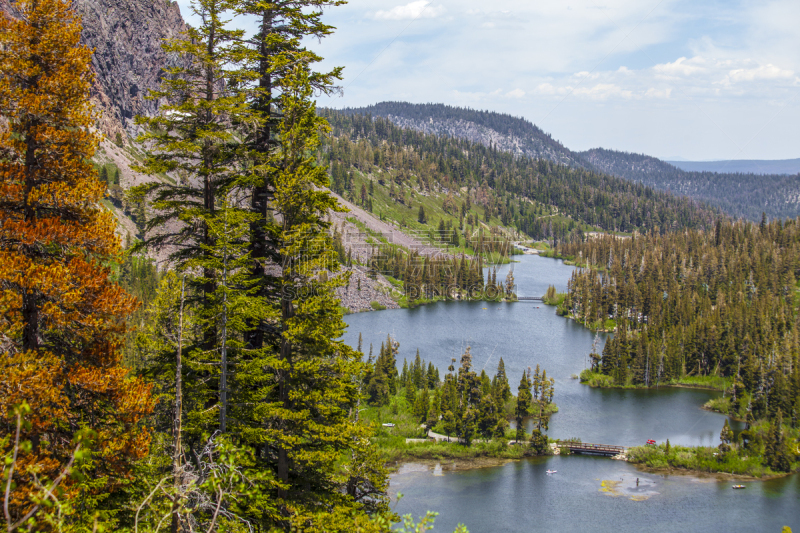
[546,470,557,474]
[732,485,746,489]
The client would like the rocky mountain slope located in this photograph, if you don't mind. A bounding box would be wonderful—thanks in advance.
[2,0,187,141]
[337,102,591,169]
[76,0,186,140]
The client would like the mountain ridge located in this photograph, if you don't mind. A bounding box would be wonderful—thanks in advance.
[336,102,592,170]
[334,101,800,221]
[666,158,800,175]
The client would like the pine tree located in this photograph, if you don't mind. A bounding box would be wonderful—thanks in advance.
[413,349,423,388]
[414,387,430,423]
[236,65,389,528]
[132,0,257,355]
[427,361,438,389]
[505,268,515,299]
[418,204,427,224]
[720,419,733,446]
[766,411,792,472]
[515,371,532,442]
[494,358,512,402]
[240,0,345,352]
[0,0,152,523]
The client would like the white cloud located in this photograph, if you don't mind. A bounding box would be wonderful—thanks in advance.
[727,64,794,82]
[374,1,444,20]
[645,87,672,99]
[653,57,706,78]
[313,0,800,159]
[531,57,796,103]
[573,83,634,100]
[536,83,565,96]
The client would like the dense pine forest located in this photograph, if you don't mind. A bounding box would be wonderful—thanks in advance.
[336,103,800,223]
[320,110,719,242]
[582,148,800,221]
[554,218,800,471]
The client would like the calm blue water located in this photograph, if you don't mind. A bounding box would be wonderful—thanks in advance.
[343,255,799,532]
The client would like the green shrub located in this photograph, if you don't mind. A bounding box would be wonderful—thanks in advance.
[579,369,615,387]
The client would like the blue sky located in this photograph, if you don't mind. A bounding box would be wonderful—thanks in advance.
[177,0,800,161]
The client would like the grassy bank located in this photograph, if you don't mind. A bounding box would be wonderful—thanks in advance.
[578,369,732,391]
[380,439,529,464]
[627,442,797,479]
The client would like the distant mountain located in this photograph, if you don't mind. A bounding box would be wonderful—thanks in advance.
[582,148,800,221]
[336,102,591,170]
[667,159,800,175]
[581,148,680,182]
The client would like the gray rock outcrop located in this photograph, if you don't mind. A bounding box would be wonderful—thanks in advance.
[75,0,187,139]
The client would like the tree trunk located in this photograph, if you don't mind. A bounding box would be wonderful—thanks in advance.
[171,276,186,533]
[246,10,274,351]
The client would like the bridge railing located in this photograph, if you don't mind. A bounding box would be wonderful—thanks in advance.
[556,441,626,453]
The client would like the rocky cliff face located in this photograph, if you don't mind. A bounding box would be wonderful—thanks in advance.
[2,0,187,139]
[75,0,186,139]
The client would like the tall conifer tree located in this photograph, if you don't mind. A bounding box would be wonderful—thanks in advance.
[0,0,152,523]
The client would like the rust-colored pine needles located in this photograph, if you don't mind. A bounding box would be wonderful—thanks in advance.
[0,0,153,522]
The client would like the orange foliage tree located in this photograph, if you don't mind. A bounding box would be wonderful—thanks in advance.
[0,0,153,523]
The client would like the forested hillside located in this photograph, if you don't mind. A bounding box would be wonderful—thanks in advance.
[582,148,800,221]
[334,102,800,222]
[320,110,719,243]
[668,158,800,175]
[337,102,589,168]
[554,219,800,462]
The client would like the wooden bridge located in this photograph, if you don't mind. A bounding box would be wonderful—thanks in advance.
[556,441,626,457]
[517,296,544,301]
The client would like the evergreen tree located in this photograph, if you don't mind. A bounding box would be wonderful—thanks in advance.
[494,358,512,402]
[234,66,388,527]
[0,0,152,523]
[132,0,257,355]
[719,419,733,452]
[414,387,430,423]
[515,371,532,442]
[427,361,438,389]
[505,268,515,299]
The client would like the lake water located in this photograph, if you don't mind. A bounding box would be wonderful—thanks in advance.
[343,255,800,532]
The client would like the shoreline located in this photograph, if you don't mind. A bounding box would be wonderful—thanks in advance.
[388,456,518,473]
[388,450,798,482]
[627,462,796,482]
